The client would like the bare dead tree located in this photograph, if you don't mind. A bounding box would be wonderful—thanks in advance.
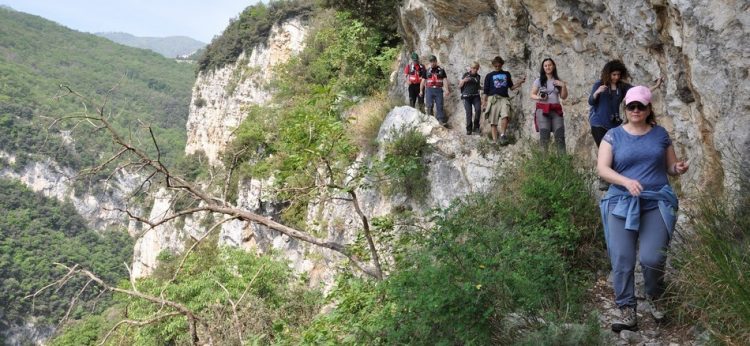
[56,85,383,279]
[26,263,206,345]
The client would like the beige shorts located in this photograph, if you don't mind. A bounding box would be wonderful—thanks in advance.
[484,95,511,125]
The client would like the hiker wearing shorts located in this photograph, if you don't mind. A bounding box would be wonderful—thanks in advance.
[482,56,525,145]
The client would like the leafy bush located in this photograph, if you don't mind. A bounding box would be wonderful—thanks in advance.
[222,10,399,226]
[379,126,431,201]
[300,151,606,344]
[670,161,750,344]
[52,243,322,345]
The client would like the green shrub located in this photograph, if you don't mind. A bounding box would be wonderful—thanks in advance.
[670,161,750,344]
[52,243,323,345]
[301,151,604,344]
[221,9,399,226]
[379,126,431,202]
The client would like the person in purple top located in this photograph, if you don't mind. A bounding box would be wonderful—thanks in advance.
[597,86,689,333]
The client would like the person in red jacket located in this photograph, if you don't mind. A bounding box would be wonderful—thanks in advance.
[404,52,425,111]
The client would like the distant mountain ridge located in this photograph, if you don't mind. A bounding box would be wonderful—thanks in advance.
[96,32,206,58]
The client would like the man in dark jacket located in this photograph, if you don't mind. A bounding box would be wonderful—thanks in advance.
[420,55,451,127]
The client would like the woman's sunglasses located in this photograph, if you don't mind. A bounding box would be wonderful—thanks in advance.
[626,102,648,111]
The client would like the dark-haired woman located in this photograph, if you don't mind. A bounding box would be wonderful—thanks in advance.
[598,86,688,333]
[530,58,568,152]
[589,60,662,188]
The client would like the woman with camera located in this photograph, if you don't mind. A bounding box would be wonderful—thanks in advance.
[597,86,688,333]
[589,60,662,189]
[530,58,568,152]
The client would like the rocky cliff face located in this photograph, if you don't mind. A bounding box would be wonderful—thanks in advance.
[184,17,308,165]
[131,17,309,277]
[139,1,749,286]
[0,150,140,232]
[397,0,749,196]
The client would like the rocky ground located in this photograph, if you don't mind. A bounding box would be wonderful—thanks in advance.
[591,267,708,346]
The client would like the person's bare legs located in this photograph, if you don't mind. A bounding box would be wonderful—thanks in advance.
[499,118,509,137]
[491,124,499,142]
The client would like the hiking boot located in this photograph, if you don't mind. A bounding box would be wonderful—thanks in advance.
[473,128,480,135]
[467,130,472,135]
[499,134,509,146]
[597,177,610,191]
[612,306,638,332]
[647,297,666,322]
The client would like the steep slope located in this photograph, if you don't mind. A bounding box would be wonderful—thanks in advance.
[0,6,195,171]
[0,179,132,345]
[95,32,206,58]
[0,7,195,229]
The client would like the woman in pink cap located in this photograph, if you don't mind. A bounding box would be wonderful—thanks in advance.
[597,86,689,333]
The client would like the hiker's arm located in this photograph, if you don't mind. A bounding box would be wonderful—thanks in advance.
[648,77,663,92]
[554,80,568,100]
[598,140,642,196]
[419,79,425,96]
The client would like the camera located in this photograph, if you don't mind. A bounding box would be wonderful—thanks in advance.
[611,113,623,125]
[539,91,547,99]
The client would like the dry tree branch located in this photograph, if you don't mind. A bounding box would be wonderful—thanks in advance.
[159,216,239,298]
[57,278,94,328]
[63,87,380,279]
[98,311,183,346]
[46,262,205,345]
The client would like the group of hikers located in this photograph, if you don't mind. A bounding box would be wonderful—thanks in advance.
[404,53,690,333]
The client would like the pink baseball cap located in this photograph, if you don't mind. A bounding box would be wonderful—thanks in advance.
[624,85,652,105]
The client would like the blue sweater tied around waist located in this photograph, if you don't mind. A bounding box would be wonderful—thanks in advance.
[600,184,678,247]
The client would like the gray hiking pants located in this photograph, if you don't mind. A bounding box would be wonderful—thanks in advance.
[535,109,565,152]
[606,205,670,308]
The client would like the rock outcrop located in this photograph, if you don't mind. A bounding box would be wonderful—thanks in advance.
[140,1,750,285]
[0,151,140,232]
[396,0,749,197]
[184,17,308,165]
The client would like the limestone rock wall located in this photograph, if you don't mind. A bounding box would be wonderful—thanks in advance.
[396,0,749,196]
[184,17,308,165]
[0,151,141,232]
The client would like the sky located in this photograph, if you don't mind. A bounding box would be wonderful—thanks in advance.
[0,0,262,43]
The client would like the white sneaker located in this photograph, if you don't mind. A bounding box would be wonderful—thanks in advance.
[612,306,638,332]
[647,297,666,322]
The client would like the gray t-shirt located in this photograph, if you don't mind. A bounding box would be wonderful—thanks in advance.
[533,78,561,104]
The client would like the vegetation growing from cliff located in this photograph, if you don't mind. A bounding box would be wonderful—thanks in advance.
[197,0,314,72]
[50,243,321,345]
[300,152,607,344]
[0,179,132,342]
[670,161,750,344]
[379,126,431,201]
[0,7,194,170]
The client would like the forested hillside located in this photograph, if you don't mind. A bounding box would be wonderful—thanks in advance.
[0,179,132,345]
[0,7,195,169]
